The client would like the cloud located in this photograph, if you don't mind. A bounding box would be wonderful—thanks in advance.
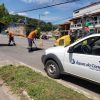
[9,11,15,15]
[9,11,27,16]
[43,16,65,22]
[21,0,49,4]
[21,0,64,4]
[17,12,27,16]
[43,11,50,15]
[21,0,34,3]
[36,0,49,4]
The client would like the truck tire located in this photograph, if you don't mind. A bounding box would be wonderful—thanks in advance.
[45,60,60,79]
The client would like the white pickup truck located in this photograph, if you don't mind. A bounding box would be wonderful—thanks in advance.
[42,34,100,84]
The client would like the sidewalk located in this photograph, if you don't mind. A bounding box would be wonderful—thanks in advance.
[0,80,20,100]
[0,54,20,100]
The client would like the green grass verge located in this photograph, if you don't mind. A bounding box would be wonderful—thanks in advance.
[0,65,91,100]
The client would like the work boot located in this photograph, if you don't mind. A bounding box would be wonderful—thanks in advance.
[28,48,33,52]
[8,43,10,46]
[13,43,16,46]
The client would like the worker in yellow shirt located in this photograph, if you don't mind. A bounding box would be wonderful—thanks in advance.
[27,29,38,52]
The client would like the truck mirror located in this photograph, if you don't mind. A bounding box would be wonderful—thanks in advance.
[68,47,74,53]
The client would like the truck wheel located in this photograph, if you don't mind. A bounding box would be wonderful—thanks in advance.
[45,60,60,79]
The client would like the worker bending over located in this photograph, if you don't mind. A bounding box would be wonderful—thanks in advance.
[5,30,16,46]
[27,29,38,52]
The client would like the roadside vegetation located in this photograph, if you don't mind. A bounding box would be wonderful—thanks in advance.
[0,4,57,32]
[0,65,91,100]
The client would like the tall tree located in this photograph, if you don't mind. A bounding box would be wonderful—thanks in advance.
[0,3,9,24]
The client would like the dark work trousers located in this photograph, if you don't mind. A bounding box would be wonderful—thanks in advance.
[8,37,16,45]
[28,38,33,51]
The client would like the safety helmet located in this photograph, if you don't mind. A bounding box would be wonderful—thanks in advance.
[35,29,38,33]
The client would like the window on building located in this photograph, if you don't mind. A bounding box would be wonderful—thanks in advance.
[74,10,79,14]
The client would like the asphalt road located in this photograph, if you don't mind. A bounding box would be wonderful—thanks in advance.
[0,35,54,71]
[0,34,100,100]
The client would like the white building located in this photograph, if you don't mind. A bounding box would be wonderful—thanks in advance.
[73,2,100,17]
[70,2,100,33]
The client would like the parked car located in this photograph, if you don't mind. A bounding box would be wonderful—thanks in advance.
[42,34,100,84]
[41,34,48,40]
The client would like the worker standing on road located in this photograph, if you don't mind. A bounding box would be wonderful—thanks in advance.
[5,30,16,46]
[27,29,38,52]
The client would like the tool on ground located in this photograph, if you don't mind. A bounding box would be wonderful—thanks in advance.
[33,40,37,48]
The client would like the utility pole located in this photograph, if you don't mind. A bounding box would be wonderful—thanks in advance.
[38,14,40,28]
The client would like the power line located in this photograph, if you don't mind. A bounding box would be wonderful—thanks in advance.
[48,6,100,24]
[15,0,80,13]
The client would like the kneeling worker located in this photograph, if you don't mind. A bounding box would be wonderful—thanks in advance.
[5,30,16,46]
[27,29,38,52]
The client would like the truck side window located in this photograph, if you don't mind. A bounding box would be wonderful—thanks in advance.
[92,39,100,55]
[72,36,100,55]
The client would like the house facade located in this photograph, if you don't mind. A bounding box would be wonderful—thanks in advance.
[7,22,35,36]
[70,2,100,33]
[59,21,70,36]
[7,23,26,35]
[59,1,100,35]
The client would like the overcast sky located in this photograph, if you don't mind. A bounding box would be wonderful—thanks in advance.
[0,0,100,24]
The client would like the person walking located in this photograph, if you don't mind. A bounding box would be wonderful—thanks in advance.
[5,30,16,46]
[27,29,38,52]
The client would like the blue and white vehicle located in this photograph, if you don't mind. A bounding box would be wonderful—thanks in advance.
[42,34,100,84]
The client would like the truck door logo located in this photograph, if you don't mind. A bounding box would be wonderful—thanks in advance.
[71,59,75,64]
